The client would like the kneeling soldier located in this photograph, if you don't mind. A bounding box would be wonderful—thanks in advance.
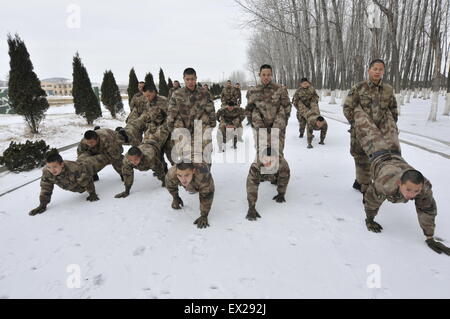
[165,162,214,229]
[29,152,98,216]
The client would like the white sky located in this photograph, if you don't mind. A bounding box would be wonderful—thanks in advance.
[0,0,250,84]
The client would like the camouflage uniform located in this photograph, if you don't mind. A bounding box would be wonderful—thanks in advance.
[77,128,124,176]
[343,80,398,192]
[168,86,180,101]
[236,88,242,106]
[220,86,240,107]
[245,82,291,156]
[38,160,96,206]
[166,85,216,164]
[297,101,328,146]
[126,94,149,123]
[216,106,245,148]
[354,105,436,237]
[292,86,319,136]
[246,157,290,208]
[165,163,215,218]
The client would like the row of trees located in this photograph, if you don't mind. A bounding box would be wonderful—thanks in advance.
[237,0,450,119]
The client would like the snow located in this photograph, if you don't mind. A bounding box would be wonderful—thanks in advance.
[0,91,449,298]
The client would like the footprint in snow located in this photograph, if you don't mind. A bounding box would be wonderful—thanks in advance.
[133,246,146,256]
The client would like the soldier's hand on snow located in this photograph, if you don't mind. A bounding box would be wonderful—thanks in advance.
[426,238,450,256]
[194,216,209,229]
[365,217,383,233]
[273,193,286,203]
[86,193,100,202]
[246,206,261,221]
[172,195,184,209]
[29,204,47,216]
[114,191,129,199]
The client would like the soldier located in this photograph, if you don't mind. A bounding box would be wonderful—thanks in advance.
[343,59,398,194]
[168,80,181,100]
[126,81,148,123]
[235,82,242,106]
[114,134,167,198]
[353,105,449,255]
[297,94,328,148]
[165,162,214,229]
[203,83,215,101]
[220,80,240,107]
[292,78,319,139]
[216,100,245,151]
[245,64,291,156]
[166,68,216,165]
[246,147,290,221]
[77,128,124,181]
[29,152,99,216]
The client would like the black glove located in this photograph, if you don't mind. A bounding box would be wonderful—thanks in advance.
[426,238,450,255]
[29,203,47,216]
[365,217,383,233]
[171,195,184,209]
[115,187,130,198]
[246,205,261,221]
[86,193,100,202]
[273,193,286,203]
[194,215,210,229]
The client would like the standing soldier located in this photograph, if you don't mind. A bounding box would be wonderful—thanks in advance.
[343,59,398,194]
[246,147,290,221]
[166,68,216,165]
[221,80,240,108]
[352,104,449,255]
[126,81,147,123]
[292,78,319,139]
[77,128,124,181]
[203,83,215,101]
[245,64,291,156]
[165,162,215,229]
[168,80,181,100]
[216,101,245,151]
[29,152,99,216]
[235,83,242,106]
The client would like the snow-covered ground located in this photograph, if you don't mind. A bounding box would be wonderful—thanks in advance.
[0,91,449,298]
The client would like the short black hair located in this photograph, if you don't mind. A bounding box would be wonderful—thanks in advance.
[127,146,143,157]
[227,80,231,83]
[183,68,197,77]
[46,151,63,164]
[84,130,98,140]
[174,80,180,84]
[143,83,157,92]
[138,81,145,84]
[261,147,278,157]
[400,170,424,185]
[369,59,385,69]
[176,163,195,171]
[300,77,309,83]
[260,64,272,72]
[226,101,236,107]
[235,83,240,85]
[317,116,325,122]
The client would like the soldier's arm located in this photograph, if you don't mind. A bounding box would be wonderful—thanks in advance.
[205,96,217,128]
[166,95,178,132]
[39,172,55,207]
[276,160,290,195]
[280,88,292,118]
[343,87,357,125]
[76,140,88,157]
[320,122,328,142]
[165,170,180,198]
[389,93,399,123]
[363,183,386,219]
[246,164,261,206]
[414,180,437,238]
[216,109,223,123]
[198,173,215,217]
[76,163,97,196]
[311,88,320,105]
[121,161,135,193]
[292,92,299,110]
[251,107,265,128]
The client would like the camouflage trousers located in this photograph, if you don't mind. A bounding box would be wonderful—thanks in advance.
[217,123,243,148]
[252,127,286,157]
[171,129,213,166]
[140,143,167,181]
[77,153,124,177]
[307,126,327,145]
[297,112,307,136]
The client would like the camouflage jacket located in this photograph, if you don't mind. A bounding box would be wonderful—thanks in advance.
[39,160,96,205]
[246,157,290,206]
[292,86,319,112]
[122,144,160,189]
[245,82,291,129]
[216,107,245,127]
[127,94,148,122]
[365,154,437,237]
[168,87,180,100]
[343,80,398,127]
[165,164,215,216]
[77,128,124,161]
[221,86,240,105]
[167,85,216,133]
[137,95,168,134]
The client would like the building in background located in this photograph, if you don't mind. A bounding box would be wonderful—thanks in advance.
[40,78,73,96]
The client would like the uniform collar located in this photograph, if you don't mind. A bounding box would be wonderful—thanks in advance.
[368,79,384,88]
